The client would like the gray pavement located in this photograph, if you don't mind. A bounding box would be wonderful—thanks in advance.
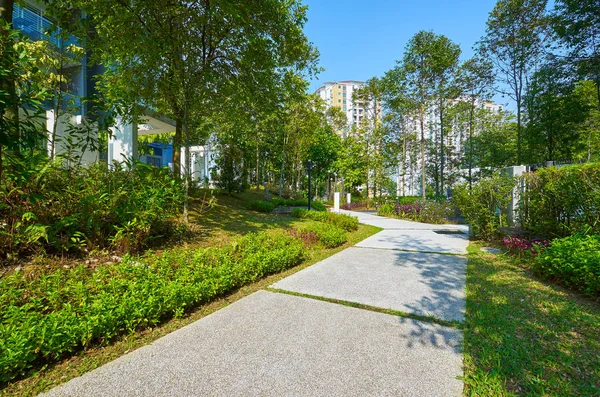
[355,229,469,255]
[272,247,466,322]
[44,291,463,397]
[43,209,468,397]
[337,209,469,233]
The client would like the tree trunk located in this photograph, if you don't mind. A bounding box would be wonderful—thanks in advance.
[440,99,445,196]
[468,98,475,190]
[420,103,426,199]
[0,0,20,161]
[255,143,260,190]
[173,118,182,178]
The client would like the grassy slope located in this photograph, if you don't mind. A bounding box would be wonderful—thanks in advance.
[1,190,380,397]
[463,243,600,396]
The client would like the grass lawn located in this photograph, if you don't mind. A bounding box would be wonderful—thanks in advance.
[463,243,600,396]
[0,189,380,397]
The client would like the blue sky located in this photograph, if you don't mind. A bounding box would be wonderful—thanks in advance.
[303,0,499,93]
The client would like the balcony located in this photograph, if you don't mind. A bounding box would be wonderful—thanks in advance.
[13,4,79,49]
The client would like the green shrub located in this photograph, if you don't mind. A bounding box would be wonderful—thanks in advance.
[418,200,453,224]
[533,234,600,295]
[291,208,358,231]
[297,223,347,248]
[377,203,395,217]
[0,231,304,384]
[452,174,516,240]
[249,199,326,213]
[248,200,275,213]
[0,161,184,258]
[520,163,600,238]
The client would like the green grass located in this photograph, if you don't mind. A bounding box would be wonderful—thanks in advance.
[463,243,600,396]
[0,188,380,397]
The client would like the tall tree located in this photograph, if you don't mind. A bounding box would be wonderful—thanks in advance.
[479,0,548,164]
[553,0,600,110]
[389,30,462,198]
[456,56,495,189]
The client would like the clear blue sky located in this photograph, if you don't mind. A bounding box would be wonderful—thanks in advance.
[303,0,499,93]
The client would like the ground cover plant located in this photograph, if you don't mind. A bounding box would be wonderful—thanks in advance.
[532,233,600,295]
[464,244,600,396]
[0,231,305,384]
[290,208,358,231]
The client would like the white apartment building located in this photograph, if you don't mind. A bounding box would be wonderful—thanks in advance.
[315,80,381,138]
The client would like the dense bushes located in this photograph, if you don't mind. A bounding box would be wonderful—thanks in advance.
[249,200,275,213]
[533,234,600,295]
[0,161,184,258]
[452,174,516,240]
[520,163,600,238]
[377,199,452,224]
[0,231,305,384]
[291,208,359,231]
[248,198,326,213]
[296,223,347,248]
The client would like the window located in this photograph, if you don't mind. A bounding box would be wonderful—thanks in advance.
[338,99,341,103]
[343,106,346,111]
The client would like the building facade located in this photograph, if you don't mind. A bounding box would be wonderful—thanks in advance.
[315,80,382,138]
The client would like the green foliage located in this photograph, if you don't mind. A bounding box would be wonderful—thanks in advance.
[249,198,326,213]
[212,144,247,195]
[248,200,275,213]
[520,163,600,238]
[452,174,516,240]
[533,234,600,295]
[0,231,304,384]
[290,208,358,232]
[0,160,184,258]
[296,223,347,248]
[378,203,396,217]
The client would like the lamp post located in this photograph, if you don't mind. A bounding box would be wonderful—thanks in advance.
[306,160,313,211]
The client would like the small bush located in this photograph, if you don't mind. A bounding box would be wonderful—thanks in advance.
[533,234,600,295]
[248,200,275,213]
[377,200,451,224]
[520,163,600,238]
[502,236,550,259]
[0,161,184,258]
[452,174,516,240]
[291,208,359,231]
[297,223,347,248]
[377,203,395,217]
[341,202,365,210]
[0,231,304,384]
[249,199,326,213]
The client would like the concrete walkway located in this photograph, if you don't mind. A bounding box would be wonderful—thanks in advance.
[44,211,468,397]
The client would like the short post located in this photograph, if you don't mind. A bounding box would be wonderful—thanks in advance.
[334,192,340,212]
[346,193,351,204]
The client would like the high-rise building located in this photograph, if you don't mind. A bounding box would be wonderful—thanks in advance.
[315,80,381,138]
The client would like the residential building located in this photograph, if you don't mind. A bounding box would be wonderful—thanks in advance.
[315,80,382,138]
[11,1,216,184]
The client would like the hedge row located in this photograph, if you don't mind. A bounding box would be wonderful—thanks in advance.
[291,208,359,232]
[297,223,347,248]
[520,163,600,238]
[0,231,305,384]
[248,199,326,214]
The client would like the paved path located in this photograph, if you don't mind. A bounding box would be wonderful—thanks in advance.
[44,211,468,397]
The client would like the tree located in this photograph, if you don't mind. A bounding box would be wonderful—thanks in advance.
[456,56,495,189]
[388,30,462,198]
[479,0,548,164]
[553,0,600,111]
[524,64,591,162]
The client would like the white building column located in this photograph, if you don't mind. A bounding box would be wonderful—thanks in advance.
[108,118,138,168]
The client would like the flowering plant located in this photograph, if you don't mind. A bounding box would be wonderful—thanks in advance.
[503,236,550,257]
